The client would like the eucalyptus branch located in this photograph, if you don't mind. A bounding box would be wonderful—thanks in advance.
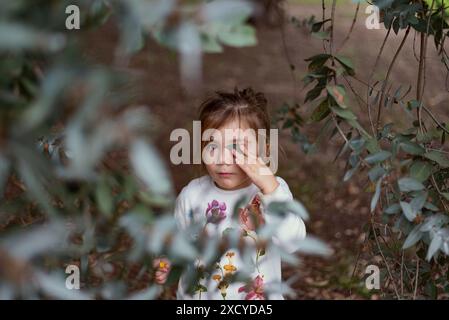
[413,257,420,299]
[417,0,436,134]
[322,0,327,53]
[349,75,449,136]
[276,5,299,102]
[371,220,401,299]
[336,2,360,53]
[376,26,411,134]
[329,0,337,70]
[367,26,391,136]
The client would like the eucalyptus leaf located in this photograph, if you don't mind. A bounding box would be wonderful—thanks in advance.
[400,201,417,222]
[365,150,392,164]
[398,177,425,192]
[370,178,382,213]
[130,139,172,196]
[424,151,449,168]
[403,225,423,249]
[410,161,432,182]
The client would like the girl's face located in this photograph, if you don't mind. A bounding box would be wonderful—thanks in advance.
[203,119,255,190]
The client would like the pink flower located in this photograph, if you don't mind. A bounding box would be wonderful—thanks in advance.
[206,200,227,224]
[238,195,264,232]
[238,275,265,300]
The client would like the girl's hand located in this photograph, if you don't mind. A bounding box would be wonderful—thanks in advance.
[153,257,171,285]
[231,140,279,195]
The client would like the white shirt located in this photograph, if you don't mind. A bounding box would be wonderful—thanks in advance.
[174,175,306,300]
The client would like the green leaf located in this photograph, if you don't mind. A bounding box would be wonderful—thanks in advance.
[335,55,355,76]
[326,84,347,108]
[368,165,386,182]
[202,0,253,24]
[0,23,66,52]
[217,24,257,47]
[130,139,172,196]
[398,177,425,192]
[128,285,162,300]
[400,201,417,221]
[311,31,329,40]
[267,200,309,221]
[305,85,325,102]
[400,141,425,155]
[201,33,223,53]
[426,235,442,261]
[310,99,330,122]
[169,233,198,261]
[424,151,449,168]
[343,166,359,182]
[295,236,333,256]
[410,161,432,182]
[384,203,401,215]
[95,178,113,217]
[330,106,357,120]
[420,214,449,232]
[36,272,91,300]
[402,225,423,249]
[305,53,331,72]
[424,202,439,211]
[410,191,427,214]
[365,150,392,164]
[311,19,331,33]
[371,178,382,213]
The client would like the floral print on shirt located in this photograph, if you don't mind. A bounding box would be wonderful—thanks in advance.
[192,196,267,300]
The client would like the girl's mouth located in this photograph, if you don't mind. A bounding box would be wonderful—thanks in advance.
[217,172,234,177]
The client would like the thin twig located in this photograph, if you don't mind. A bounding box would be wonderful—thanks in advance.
[337,3,360,52]
[422,104,449,135]
[276,4,299,102]
[322,0,327,53]
[413,257,420,300]
[417,0,436,135]
[376,26,411,133]
[400,251,404,297]
[349,74,449,136]
[329,0,337,65]
[367,26,391,136]
[372,221,401,299]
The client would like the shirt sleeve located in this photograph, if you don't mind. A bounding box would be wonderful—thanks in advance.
[257,177,307,254]
[174,187,190,231]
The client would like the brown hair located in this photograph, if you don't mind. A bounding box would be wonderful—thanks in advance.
[198,87,271,151]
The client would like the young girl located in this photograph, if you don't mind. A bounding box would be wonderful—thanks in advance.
[156,87,306,300]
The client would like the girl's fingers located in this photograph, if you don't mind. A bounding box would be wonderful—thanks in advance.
[155,275,166,284]
[232,148,248,170]
[236,142,262,167]
[155,270,169,284]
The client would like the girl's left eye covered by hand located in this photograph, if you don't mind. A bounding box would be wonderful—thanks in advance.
[226,142,246,155]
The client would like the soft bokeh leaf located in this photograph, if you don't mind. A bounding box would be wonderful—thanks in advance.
[0,23,65,52]
[130,139,172,196]
[294,236,333,256]
[403,225,423,249]
[398,177,425,192]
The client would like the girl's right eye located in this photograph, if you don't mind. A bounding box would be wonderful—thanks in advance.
[206,143,218,150]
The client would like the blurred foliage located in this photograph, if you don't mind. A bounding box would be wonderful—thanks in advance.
[278,0,449,298]
[0,0,330,299]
